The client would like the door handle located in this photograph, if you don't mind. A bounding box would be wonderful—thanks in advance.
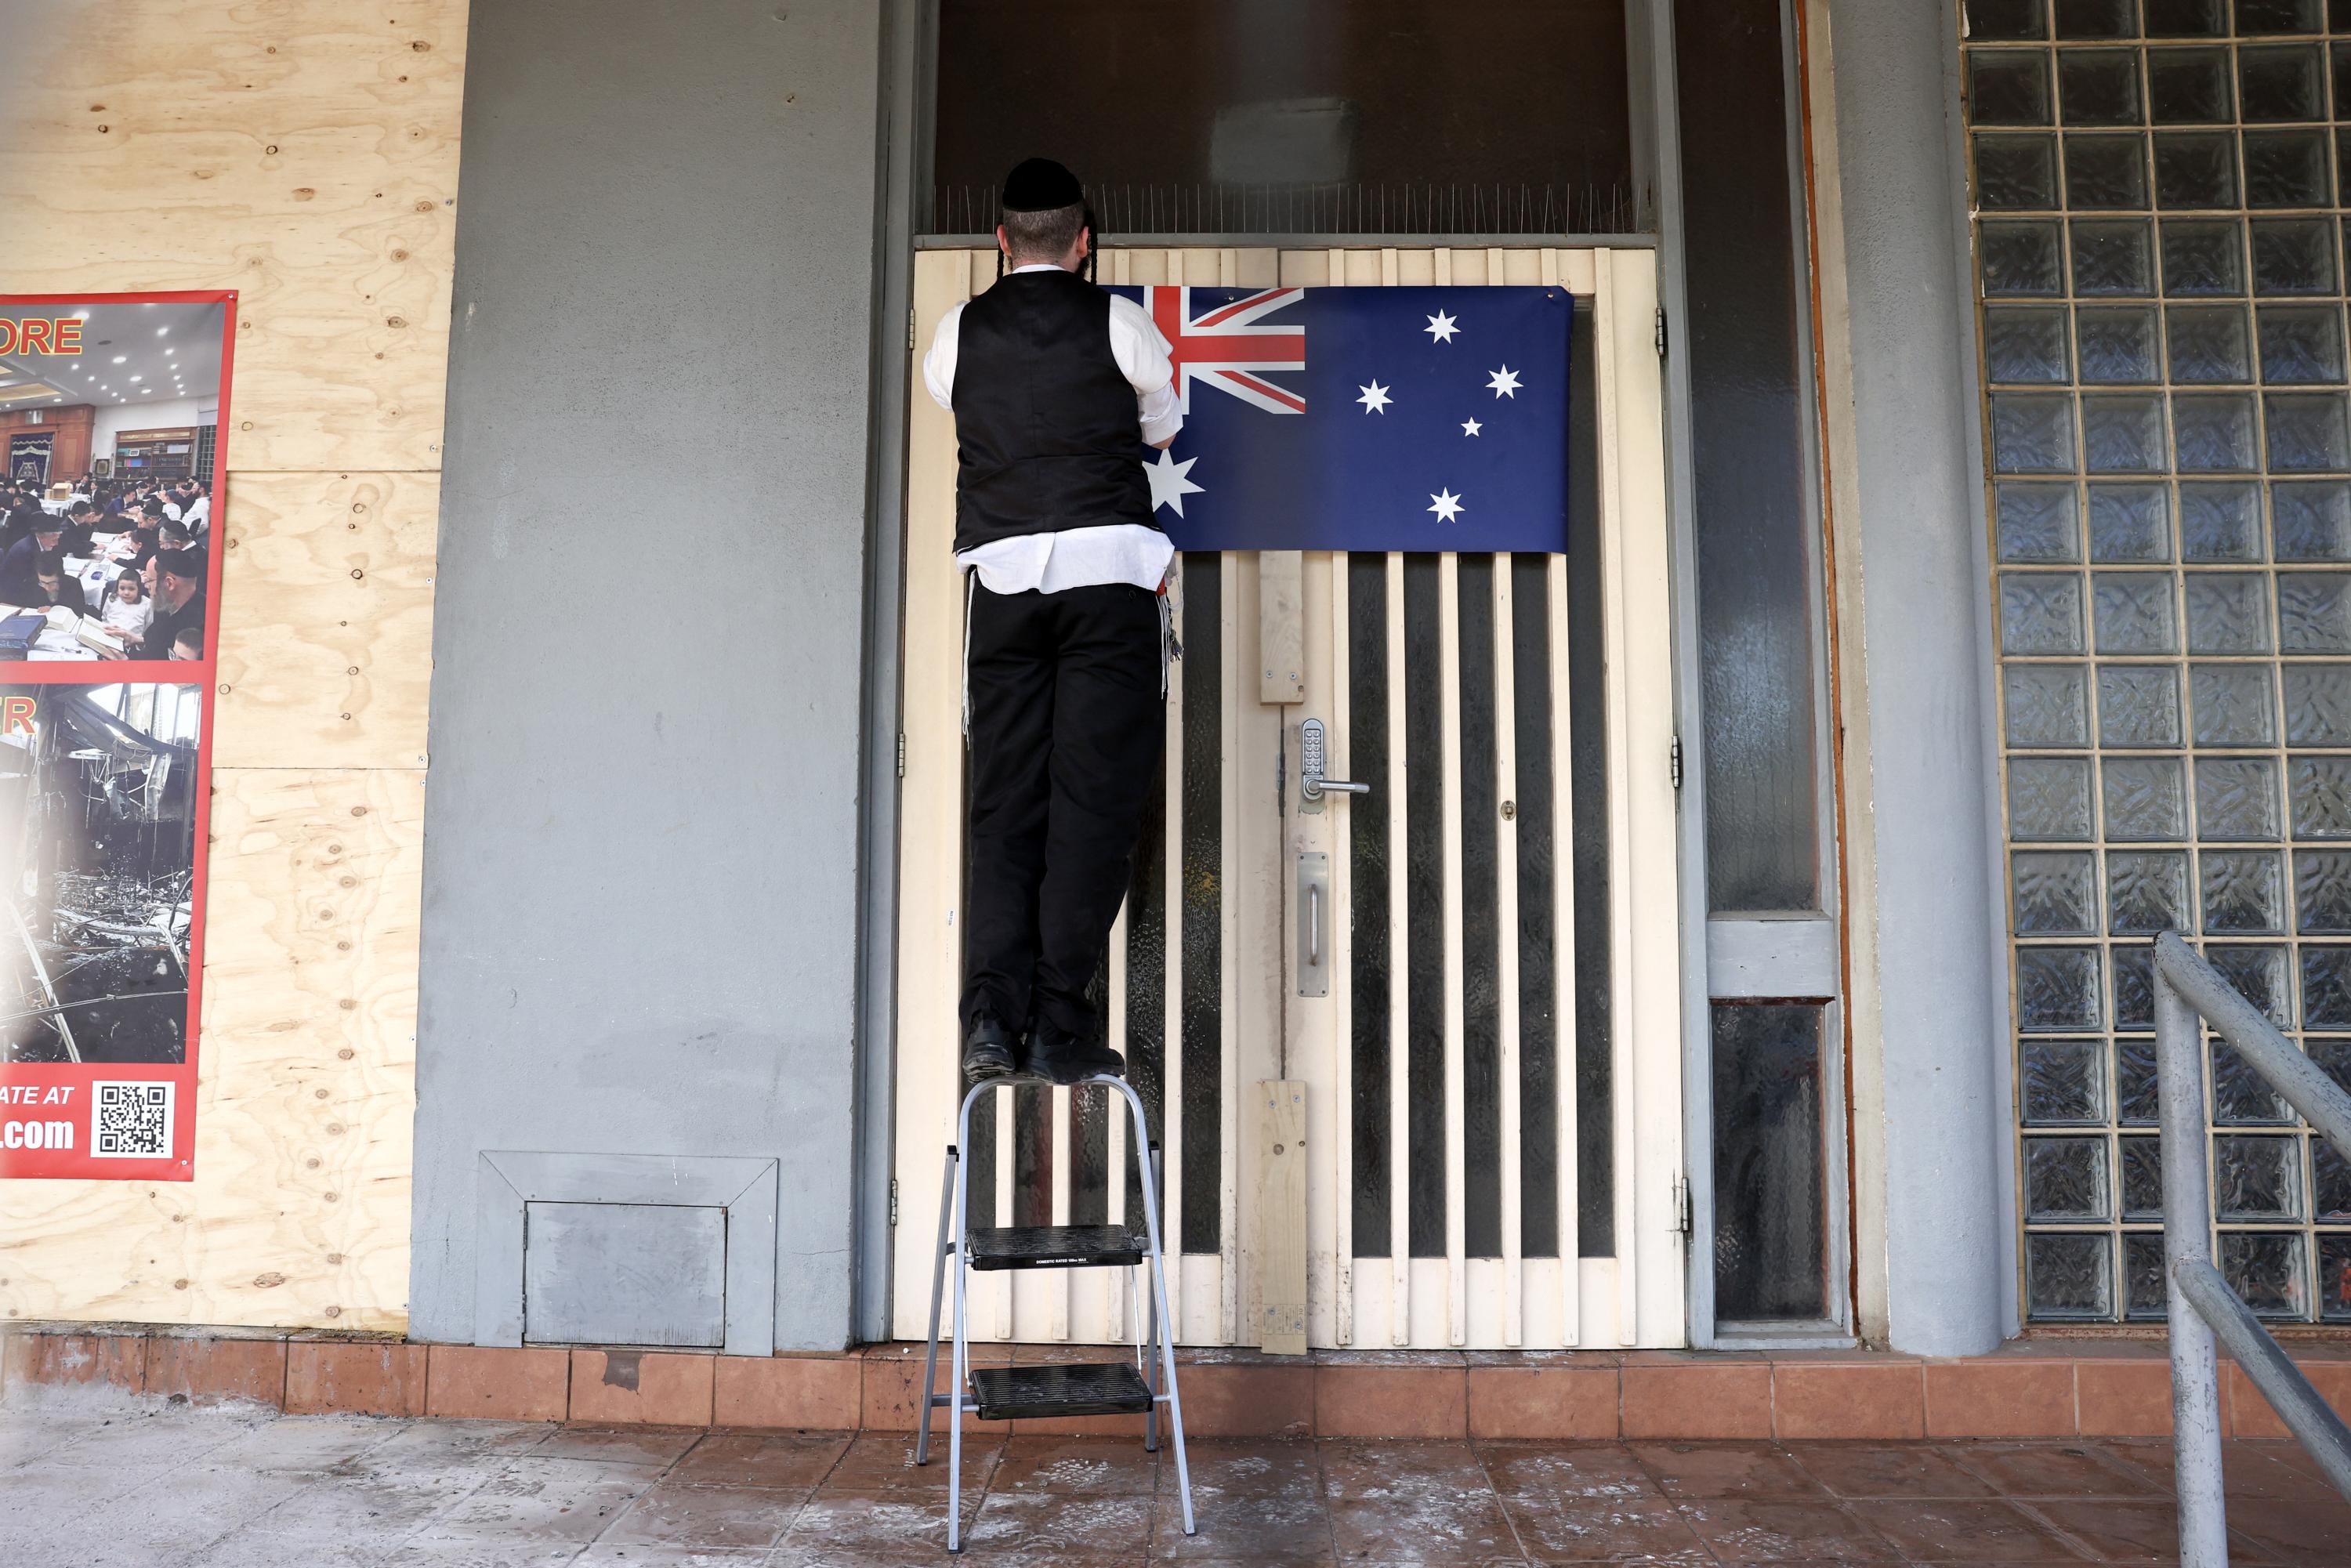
[1295,851,1329,997]
[1299,717,1373,804]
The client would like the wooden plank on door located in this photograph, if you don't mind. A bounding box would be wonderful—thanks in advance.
[889,250,979,1339]
[1603,248,1686,1348]
[1259,550,1305,704]
[1256,1080,1309,1354]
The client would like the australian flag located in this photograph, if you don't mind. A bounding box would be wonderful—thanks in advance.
[1107,284,1574,553]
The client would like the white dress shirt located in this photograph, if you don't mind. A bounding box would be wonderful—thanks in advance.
[925,263,1181,596]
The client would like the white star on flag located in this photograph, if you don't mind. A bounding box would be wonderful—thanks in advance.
[1428,488,1465,524]
[1424,310,1458,343]
[1487,366,1522,399]
[1145,448,1205,516]
[1356,380,1393,414]
[1462,418,1483,437]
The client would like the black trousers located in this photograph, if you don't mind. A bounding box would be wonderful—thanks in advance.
[962,578,1166,1041]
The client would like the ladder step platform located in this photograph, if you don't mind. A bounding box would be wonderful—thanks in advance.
[967,1362,1156,1421]
[967,1223,1144,1272]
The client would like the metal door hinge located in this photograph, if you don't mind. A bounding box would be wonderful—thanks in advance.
[1669,734,1683,791]
[1672,1173,1691,1235]
[889,1177,900,1227]
[896,732,906,779]
[1654,306,1668,359]
[907,307,917,350]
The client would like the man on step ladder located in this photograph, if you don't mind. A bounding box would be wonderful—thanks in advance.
[922,157,1183,1089]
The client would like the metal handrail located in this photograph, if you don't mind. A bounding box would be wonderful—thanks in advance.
[2151,931,2351,1565]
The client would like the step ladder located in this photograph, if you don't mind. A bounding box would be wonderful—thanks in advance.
[913,1070,1196,1552]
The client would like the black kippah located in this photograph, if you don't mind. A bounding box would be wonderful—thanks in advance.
[1002,157,1083,212]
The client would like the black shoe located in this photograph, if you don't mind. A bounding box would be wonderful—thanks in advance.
[962,1013,1016,1086]
[1020,1019,1124,1086]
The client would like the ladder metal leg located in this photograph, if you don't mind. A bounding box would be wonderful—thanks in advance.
[1143,1142,1161,1454]
[915,1144,958,1468]
[947,1082,981,1552]
[1112,1081,1193,1536]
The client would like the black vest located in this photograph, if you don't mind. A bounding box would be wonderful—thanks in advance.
[950,269,1159,552]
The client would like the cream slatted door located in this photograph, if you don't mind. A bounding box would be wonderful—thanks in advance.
[892,246,1685,1350]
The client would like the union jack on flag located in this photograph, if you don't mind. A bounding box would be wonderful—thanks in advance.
[1107,283,1573,553]
[1140,287,1308,416]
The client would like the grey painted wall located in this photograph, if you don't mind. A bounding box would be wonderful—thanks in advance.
[411,0,882,1349]
[1825,0,2015,1355]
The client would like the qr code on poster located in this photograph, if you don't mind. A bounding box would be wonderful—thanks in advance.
[92,1081,173,1158]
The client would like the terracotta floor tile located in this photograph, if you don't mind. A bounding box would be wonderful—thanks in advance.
[1148,1480,1328,1561]
[2017,1497,2184,1563]
[964,1488,1157,1561]
[596,1478,802,1552]
[1319,1440,1490,1497]
[1497,1493,1709,1564]
[1846,1498,2091,1563]
[1170,1439,1323,1499]
[1784,1442,1998,1500]
[770,1490,979,1561]
[2219,1443,2347,1504]
[1671,1497,1904,1563]
[1625,1442,1828,1499]
[1311,1442,1512,1563]
[1324,1495,1518,1565]
[409,1455,661,1545]
[1477,1442,1663,1505]
[1942,1443,2160,1498]
[814,1431,1000,1494]
[991,1435,1162,1495]
[2219,1492,2351,1566]
[667,1431,851,1491]
[528,1424,703,1467]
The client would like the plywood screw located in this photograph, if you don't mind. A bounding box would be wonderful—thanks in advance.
[350,806,368,816]
[336,1048,354,1061]
[315,1088,329,1099]
[350,569,364,579]
[325,1251,344,1264]
[264,143,278,154]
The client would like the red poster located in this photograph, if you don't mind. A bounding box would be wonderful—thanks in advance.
[0,292,234,1180]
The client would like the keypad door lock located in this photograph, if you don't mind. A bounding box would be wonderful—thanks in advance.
[1297,718,1371,815]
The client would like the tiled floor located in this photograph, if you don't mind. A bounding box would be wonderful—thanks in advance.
[3,1392,2346,1565]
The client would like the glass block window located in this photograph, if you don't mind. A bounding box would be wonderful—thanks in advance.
[1964,0,2351,1324]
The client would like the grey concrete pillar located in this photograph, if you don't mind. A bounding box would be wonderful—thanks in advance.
[1827,0,2013,1356]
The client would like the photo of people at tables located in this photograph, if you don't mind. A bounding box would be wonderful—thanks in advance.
[0,298,223,664]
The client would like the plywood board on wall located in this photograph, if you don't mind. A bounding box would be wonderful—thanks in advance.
[0,769,423,1332]
[0,2,469,473]
[213,469,440,771]
[0,0,465,1335]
